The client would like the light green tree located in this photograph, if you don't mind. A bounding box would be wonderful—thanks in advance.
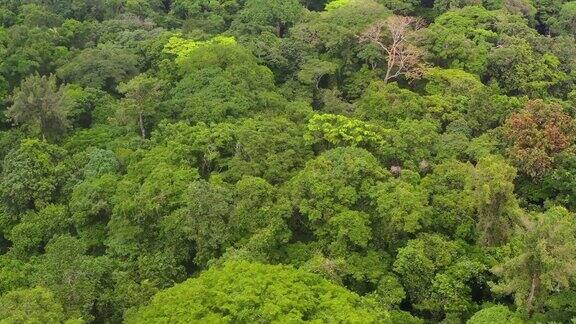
[0,287,76,324]
[126,261,390,323]
[467,305,522,324]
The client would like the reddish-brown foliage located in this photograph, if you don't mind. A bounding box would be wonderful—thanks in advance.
[504,100,576,178]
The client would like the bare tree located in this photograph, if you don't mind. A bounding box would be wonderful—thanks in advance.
[359,16,426,83]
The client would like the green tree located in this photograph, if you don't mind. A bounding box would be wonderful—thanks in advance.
[126,261,390,323]
[533,0,566,35]
[297,58,338,90]
[69,174,118,251]
[375,173,431,244]
[420,6,497,76]
[228,176,290,254]
[116,74,164,139]
[304,113,389,155]
[291,0,390,63]
[492,207,576,316]
[388,118,439,167]
[503,0,536,19]
[163,180,233,266]
[421,160,476,241]
[287,147,388,235]
[486,37,567,97]
[433,0,482,13]
[171,0,242,33]
[0,256,29,295]
[233,0,304,37]
[0,25,69,88]
[379,0,420,14]
[225,117,311,184]
[57,43,139,91]
[554,1,576,35]
[80,148,119,179]
[32,234,109,321]
[474,155,519,246]
[393,234,487,319]
[65,86,113,129]
[6,204,71,259]
[467,305,522,324]
[0,139,67,211]
[107,142,200,266]
[0,287,73,324]
[354,81,425,126]
[539,153,576,210]
[164,38,284,124]
[19,4,64,28]
[6,74,71,141]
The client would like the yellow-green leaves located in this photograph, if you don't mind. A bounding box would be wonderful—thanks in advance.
[127,261,390,323]
[305,113,389,151]
[163,35,237,65]
[325,0,351,11]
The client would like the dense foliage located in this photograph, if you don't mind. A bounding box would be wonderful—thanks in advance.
[1,0,576,322]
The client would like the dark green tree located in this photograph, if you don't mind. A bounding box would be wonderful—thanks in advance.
[492,207,576,316]
[57,43,139,91]
[6,74,71,140]
[0,139,67,211]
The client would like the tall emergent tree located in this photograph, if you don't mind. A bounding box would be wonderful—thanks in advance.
[116,74,164,139]
[6,74,71,141]
[359,15,426,83]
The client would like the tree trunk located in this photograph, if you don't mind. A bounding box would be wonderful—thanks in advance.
[162,0,171,13]
[384,47,395,83]
[384,67,391,84]
[277,22,285,38]
[526,272,540,316]
[40,119,47,141]
[139,113,146,139]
